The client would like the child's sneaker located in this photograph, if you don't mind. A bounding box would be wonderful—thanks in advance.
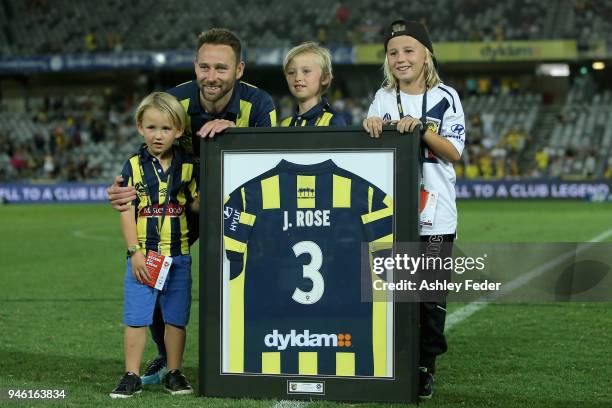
[162,369,194,395]
[141,355,167,385]
[109,372,142,398]
[418,366,434,399]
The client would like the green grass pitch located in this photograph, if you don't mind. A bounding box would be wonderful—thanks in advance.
[0,201,611,407]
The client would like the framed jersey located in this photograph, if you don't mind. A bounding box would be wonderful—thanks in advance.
[200,126,421,404]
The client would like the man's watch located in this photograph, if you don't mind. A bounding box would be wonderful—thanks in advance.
[126,245,140,257]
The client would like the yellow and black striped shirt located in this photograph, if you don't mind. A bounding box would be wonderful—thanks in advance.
[223,160,392,376]
[280,98,347,127]
[120,145,199,257]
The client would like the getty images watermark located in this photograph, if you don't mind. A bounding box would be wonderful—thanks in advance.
[361,242,612,303]
[371,252,501,294]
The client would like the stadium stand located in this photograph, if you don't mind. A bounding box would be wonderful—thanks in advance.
[1,0,611,183]
[0,94,141,182]
[1,0,611,56]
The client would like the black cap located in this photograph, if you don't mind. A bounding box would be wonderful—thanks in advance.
[384,19,434,55]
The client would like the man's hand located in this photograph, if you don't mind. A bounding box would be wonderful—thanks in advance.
[196,119,236,139]
[108,175,137,212]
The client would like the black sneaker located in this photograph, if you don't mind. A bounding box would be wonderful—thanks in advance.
[162,369,194,395]
[418,367,434,399]
[141,355,167,385]
[109,372,142,398]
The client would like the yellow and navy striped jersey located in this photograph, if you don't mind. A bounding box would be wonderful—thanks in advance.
[280,98,347,127]
[167,80,277,155]
[120,145,199,257]
[223,159,392,377]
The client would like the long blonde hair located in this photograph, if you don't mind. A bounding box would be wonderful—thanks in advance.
[382,48,440,91]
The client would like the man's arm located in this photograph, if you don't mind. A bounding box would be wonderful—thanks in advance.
[253,92,277,127]
[108,175,138,211]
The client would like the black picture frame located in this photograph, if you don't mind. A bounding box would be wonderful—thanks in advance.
[199,126,421,404]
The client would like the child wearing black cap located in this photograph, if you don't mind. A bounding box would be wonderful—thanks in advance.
[363,20,467,400]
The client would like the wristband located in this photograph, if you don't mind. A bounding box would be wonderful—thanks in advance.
[126,245,140,257]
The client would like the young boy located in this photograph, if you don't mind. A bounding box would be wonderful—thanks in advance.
[281,42,346,127]
[363,20,466,399]
[110,92,199,398]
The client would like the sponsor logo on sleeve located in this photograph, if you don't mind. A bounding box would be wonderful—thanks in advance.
[426,117,441,133]
[451,123,465,136]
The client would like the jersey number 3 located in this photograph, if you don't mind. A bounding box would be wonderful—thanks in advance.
[292,241,324,305]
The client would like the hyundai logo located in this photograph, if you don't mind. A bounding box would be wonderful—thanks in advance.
[451,124,465,136]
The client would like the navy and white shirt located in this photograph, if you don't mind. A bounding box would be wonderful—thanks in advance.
[367,84,465,235]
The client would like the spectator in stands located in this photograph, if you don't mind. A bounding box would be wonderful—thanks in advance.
[85,33,97,52]
[362,19,465,400]
[502,126,529,156]
[106,27,276,386]
[280,42,346,127]
[583,150,597,178]
[535,147,550,176]
[43,153,56,179]
[494,157,505,178]
[0,145,12,181]
[335,3,350,25]
[465,157,480,179]
[478,153,494,178]
[604,157,612,179]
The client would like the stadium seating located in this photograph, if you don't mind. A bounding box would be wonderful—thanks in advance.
[0,95,141,182]
[1,0,611,56]
[2,83,611,182]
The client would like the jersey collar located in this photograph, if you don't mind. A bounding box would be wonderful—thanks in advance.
[295,97,331,120]
[276,159,337,174]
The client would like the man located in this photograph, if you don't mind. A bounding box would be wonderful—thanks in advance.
[107,27,276,385]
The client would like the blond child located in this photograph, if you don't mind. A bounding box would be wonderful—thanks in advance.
[110,92,199,398]
[281,42,346,126]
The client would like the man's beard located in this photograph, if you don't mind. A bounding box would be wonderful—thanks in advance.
[199,82,232,104]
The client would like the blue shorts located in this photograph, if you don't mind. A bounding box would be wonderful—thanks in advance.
[123,254,192,327]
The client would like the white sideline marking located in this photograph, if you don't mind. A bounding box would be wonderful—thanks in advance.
[446,228,612,330]
[72,229,113,242]
[271,401,309,408]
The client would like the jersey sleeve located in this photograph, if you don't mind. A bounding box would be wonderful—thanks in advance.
[223,185,258,279]
[252,92,277,127]
[360,185,393,283]
[119,159,139,207]
[360,185,393,253]
[329,112,347,126]
[366,89,385,118]
[119,160,133,187]
[439,89,466,157]
[185,162,199,204]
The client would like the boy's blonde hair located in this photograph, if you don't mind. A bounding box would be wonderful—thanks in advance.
[382,47,440,91]
[283,41,333,95]
[134,92,186,132]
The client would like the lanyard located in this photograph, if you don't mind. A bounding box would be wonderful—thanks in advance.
[395,83,427,122]
[396,84,428,189]
[138,154,174,252]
